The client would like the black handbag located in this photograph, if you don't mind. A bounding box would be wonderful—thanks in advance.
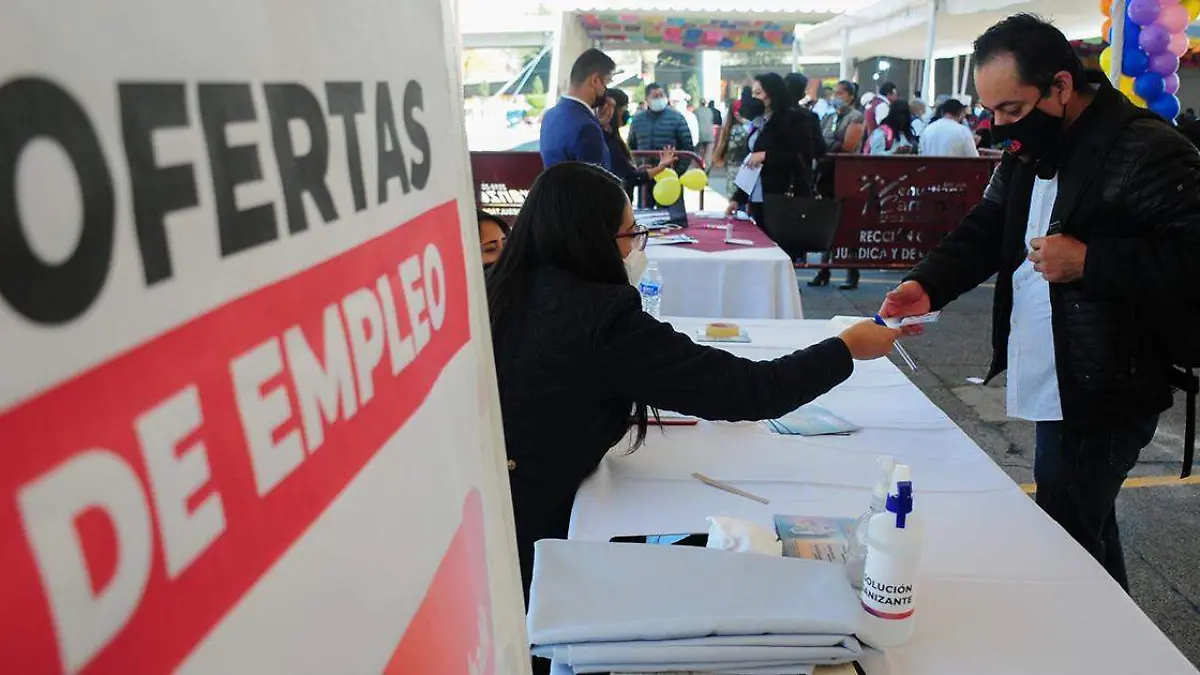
[760,186,842,257]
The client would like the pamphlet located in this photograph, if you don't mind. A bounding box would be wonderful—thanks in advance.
[646,234,698,246]
[773,515,858,564]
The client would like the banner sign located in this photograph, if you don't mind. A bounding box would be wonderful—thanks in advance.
[831,155,995,269]
[470,151,545,224]
[0,2,526,674]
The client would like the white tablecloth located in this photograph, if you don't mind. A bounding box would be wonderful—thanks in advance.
[567,318,1197,675]
[647,245,803,320]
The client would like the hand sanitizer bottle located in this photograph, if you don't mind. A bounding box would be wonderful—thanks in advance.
[860,464,922,648]
[845,455,895,590]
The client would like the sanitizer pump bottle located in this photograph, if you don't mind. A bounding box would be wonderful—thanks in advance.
[860,464,922,648]
[846,455,895,589]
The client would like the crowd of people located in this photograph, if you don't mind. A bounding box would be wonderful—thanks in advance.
[481,19,1200,675]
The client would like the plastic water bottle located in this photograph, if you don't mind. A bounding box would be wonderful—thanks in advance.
[860,464,923,649]
[845,455,895,590]
[639,262,663,318]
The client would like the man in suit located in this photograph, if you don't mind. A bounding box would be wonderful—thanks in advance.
[539,49,616,170]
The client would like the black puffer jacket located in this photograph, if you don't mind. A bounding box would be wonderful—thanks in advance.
[907,75,1200,426]
[628,107,695,170]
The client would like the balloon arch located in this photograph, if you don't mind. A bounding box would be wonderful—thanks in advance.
[1100,0,1200,121]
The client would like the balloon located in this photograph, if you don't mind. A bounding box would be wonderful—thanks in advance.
[1119,76,1149,107]
[1102,18,1113,42]
[1159,3,1191,32]
[1149,92,1181,120]
[1139,23,1172,53]
[1148,49,1180,75]
[1165,72,1180,94]
[654,167,678,183]
[652,177,681,205]
[1134,72,1166,100]
[1110,20,1141,45]
[679,168,708,191]
[1127,0,1162,26]
[1102,0,1112,16]
[1100,46,1114,74]
[1168,30,1190,56]
[1122,46,1151,76]
[1186,0,1200,20]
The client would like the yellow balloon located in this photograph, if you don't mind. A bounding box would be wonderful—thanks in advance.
[1099,46,1112,76]
[654,167,678,183]
[679,167,708,191]
[1119,76,1147,108]
[1185,0,1200,21]
[652,177,682,205]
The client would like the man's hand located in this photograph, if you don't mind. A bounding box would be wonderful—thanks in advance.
[745,151,767,168]
[1028,234,1086,283]
[879,281,932,336]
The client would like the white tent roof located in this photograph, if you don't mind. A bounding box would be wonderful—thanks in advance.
[802,0,1102,60]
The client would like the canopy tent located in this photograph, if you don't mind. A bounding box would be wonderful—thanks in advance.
[802,0,1102,61]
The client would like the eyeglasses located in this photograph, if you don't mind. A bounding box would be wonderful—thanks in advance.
[614,225,650,251]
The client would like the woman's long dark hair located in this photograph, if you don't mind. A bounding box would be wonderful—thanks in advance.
[604,87,633,161]
[880,99,918,144]
[754,72,793,114]
[485,162,655,447]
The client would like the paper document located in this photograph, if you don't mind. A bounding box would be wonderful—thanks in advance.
[733,162,762,195]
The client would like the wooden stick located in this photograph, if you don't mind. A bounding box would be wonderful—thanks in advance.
[691,473,770,505]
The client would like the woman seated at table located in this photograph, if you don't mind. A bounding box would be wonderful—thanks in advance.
[477,209,508,269]
[603,88,676,201]
[487,160,902,607]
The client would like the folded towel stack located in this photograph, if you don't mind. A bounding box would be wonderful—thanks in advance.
[528,540,864,674]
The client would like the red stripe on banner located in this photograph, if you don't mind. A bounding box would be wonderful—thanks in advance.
[0,201,471,674]
[383,489,493,675]
[861,602,915,621]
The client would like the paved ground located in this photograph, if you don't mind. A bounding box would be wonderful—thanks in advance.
[799,268,1200,668]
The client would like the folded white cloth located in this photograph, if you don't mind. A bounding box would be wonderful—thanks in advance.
[706,516,783,556]
[528,540,863,674]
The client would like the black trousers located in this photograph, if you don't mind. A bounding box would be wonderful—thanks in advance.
[1034,414,1159,590]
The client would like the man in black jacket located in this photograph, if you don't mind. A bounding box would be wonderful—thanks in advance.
[628,82,695,172]
[880,14,1200,590]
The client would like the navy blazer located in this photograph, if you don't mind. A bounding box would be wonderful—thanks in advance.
[539,97,611,170]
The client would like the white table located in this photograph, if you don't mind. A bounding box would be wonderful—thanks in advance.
[568,318,1197,675]
[647,244,803,320]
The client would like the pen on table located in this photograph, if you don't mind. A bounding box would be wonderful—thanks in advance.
[691,473,770,505]
[873,315,919,373]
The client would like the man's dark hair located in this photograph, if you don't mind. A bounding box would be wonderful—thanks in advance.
[939,99,967,118]
[785,72,810,105]
[645,82,665,96]
[879,81,898,97]
[837,80,858,98]
[569,48,616,87]
[972,13,1086,93]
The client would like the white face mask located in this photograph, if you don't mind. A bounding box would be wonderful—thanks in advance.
[623,249,648,285]
[647,98,667,113]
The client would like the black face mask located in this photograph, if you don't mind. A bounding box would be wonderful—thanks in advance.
[991,103,1065,161]
[482,261,495,273]
[620,110,631,127]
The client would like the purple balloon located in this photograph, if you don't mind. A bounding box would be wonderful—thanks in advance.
[1149,50,1180,76]
[1165,72,1180,95]
[1127,0,1162,26]
[1139,23,1171,54]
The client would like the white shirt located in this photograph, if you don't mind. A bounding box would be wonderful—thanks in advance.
[919,118,980,157]
[1007,176,1063,421]
[561,95,597,117]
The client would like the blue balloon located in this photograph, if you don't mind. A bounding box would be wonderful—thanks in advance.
[1109,20,1142,46]
[1149,93,1181,121]
[1122,46,1150,77]
[1134,72,1166,101]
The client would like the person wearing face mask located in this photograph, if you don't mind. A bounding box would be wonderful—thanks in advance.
[812,80,865,289]
[486,161,903,623]
[539,48,616,171]
[477,210,509,270]
[602,88,677,200]
[628,82,695,173]
[881,14,1200,591]
[712,97,765,199]
[919,99,980,157]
